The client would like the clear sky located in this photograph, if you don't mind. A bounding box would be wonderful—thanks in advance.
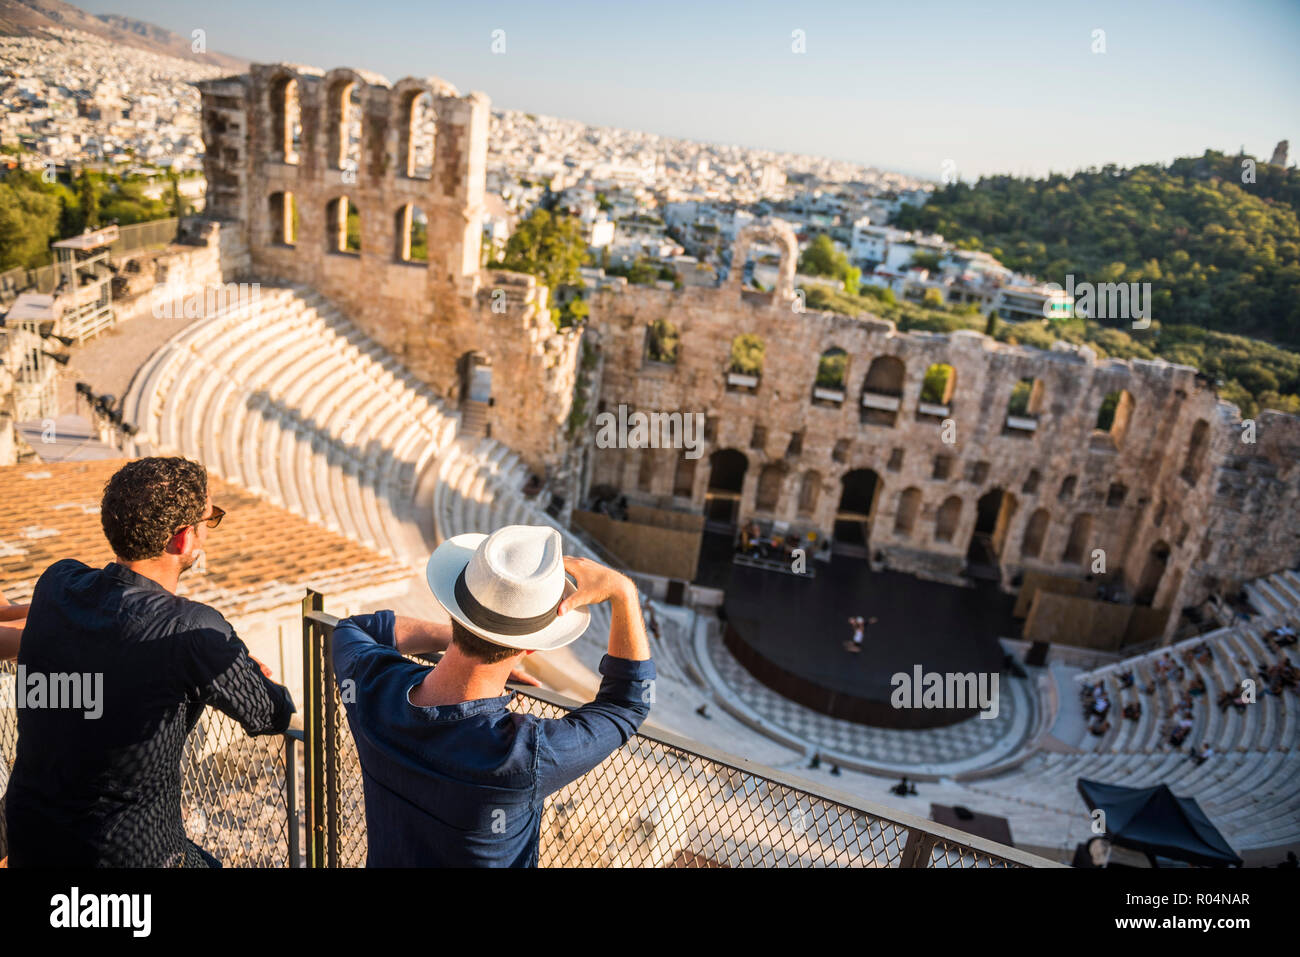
[75,0,1299,181]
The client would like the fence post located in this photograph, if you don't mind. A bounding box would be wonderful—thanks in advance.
[900,829,937,868]
[323,606,340,869]
[302,590,327,868]
[284,732,299,868]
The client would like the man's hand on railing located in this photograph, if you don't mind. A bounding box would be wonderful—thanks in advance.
[507,663,542,687]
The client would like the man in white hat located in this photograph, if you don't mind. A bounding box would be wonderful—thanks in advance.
[331,524,654,867]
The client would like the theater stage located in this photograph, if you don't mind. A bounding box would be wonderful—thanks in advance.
[717,552,1018,729]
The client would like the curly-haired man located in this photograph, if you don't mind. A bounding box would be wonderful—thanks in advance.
[4,457,295,867]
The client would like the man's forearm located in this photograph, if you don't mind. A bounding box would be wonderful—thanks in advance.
[1,622,22,661]
[393,616,451,656]
[0,603,29,622]
[607,582,651,662]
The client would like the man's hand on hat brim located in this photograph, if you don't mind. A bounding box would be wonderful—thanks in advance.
[558,556,634,615]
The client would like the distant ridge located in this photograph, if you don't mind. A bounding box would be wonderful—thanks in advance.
[0,0,247,71]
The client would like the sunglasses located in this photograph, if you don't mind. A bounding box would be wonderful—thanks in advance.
[174,504,225,538]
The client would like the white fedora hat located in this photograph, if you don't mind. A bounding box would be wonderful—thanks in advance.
[425,525,590,651]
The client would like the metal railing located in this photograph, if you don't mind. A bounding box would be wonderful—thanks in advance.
[1,594,1056,867]
[301,592,1054,868]
[0,658,299,867]
[0,218,180,305]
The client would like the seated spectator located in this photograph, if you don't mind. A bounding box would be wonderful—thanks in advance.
[1118,669,1135,688]
[1187,675,1206,696]
[890,777,918,797]
[1092,696,1110,717]
[4,457,295,868]
[1217,688,1237,711]
[1191,742,1214,766]
[1122,701,1142,721]
[1089,717,1111,737]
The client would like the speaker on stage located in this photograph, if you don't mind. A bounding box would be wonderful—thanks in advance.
[666,580,686,606]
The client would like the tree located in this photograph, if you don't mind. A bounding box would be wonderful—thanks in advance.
[0,180,60,269]
[495,208,587,292]
[78,172,101,230]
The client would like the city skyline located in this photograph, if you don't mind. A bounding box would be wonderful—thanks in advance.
[70,0,1300,182]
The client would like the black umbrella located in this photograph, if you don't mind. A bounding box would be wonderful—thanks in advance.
[1077,778,1242,867]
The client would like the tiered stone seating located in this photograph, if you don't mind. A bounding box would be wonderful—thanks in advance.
[122,285,460,567]
[976,594,1300,853]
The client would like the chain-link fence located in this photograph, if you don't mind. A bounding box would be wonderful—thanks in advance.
[302,595,1050,869]
[0,658,299,867]
[1,596,1050,868]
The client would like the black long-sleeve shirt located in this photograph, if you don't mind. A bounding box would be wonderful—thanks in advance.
[4,559,295,867]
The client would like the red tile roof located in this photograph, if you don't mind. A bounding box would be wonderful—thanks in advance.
[0,459,409,617]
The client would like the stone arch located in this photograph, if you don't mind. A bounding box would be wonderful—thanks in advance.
[755,462,788,512]
[1094,388,1135,448]
[797,470,821,517]
[392,79,439,180]
[268,70,301,164]
[834,468,882,552]
[728,332,765,378]
[727,218,798,299]
[1136,539,1171,606]
[644,319,680,365]
[814,347,848,397]
[893,486,922,536]
[934,495,962,543]
[1021,508,1049,558]
[1004,376,1044,435]
[967,487,1017,570]
[324,68,367,173]
[918,362,956,414]
[705,449,748,525]
[268,191,296,246]
[673,454,697,499]
[326,196,361,253]
[394,203,428,261]
[860,355,906,426]
[637,449,657,492]
[1063,513,1093,564]
[1181,419,1210,484]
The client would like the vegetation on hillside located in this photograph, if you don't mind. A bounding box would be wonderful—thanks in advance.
[893,149,1300,348]
[0,164,189,271]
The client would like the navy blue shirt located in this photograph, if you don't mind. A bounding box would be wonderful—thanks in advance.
[333,611,655,867]
[4,559,296,867]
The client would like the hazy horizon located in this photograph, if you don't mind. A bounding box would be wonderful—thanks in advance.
[57,0,1300,182]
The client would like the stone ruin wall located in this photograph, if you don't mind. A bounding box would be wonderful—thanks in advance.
[198,64,580,475]
[193,64,1300,638]
[584,242,1300,635]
